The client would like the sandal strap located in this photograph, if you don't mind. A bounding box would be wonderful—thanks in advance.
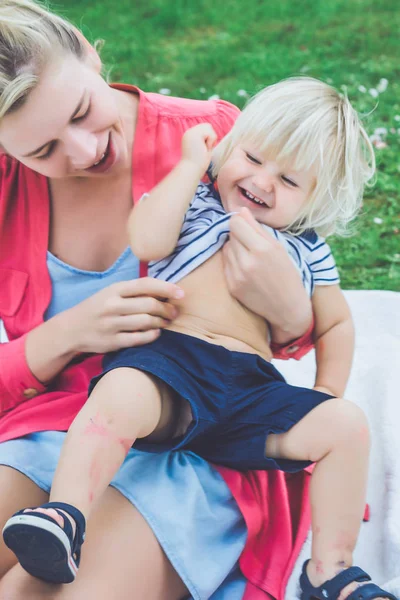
[322,566,370,599]
[300,560,371,600]
[347,583,398,600]
[40,502,86,556]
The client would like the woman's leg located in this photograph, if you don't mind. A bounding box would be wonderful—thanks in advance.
[266,398,370,596]
[0,466,49,577]
[0,486,189,600]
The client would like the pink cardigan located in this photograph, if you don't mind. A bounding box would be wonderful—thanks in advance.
[0,85,313,598]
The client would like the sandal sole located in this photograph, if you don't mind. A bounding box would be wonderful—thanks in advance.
[3,514,77,584]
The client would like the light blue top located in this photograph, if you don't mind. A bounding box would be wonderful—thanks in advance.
[45,247,139,320]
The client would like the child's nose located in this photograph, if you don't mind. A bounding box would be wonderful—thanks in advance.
[253,171,274,193]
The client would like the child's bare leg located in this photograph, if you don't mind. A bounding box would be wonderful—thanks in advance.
[265,398,371,598]
[32,368,176,527]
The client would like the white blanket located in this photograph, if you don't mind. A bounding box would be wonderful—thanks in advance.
[1,290,399,595]
[277,290,400,598]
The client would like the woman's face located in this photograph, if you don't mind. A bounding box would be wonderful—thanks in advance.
[0,53,133,179]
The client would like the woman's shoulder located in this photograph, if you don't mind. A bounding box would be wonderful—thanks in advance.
[0,152,41,185]
[137,87,240,137]
[0,153,48,239]
[0,152,19,179]
[143,89,235,116]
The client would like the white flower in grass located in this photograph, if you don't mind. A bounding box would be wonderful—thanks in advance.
[369,88,379,98]
[373,217,383,224]
[394,115,400,122]
[199,87,206,94]
[208,94,220,100]
[326,78,333,84]
[237,89,249,98]
[374,127,387,137]
[377,78,388,93]
[300,65,310,73]
[369,134,387,149]
[159,88,171,95]
[358,85,367,93]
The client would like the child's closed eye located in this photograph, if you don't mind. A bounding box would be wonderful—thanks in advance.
[281,175,298,187]
[245,152,262,165]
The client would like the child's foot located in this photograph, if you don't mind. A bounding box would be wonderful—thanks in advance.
[2,502,85,584]
[24,506,77,537]
[300,560,397,600]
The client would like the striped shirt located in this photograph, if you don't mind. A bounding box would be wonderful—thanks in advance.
[148,182,339,297]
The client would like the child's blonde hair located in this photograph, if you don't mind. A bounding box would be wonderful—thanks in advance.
[0,0,89,119]
[212,77,375,237]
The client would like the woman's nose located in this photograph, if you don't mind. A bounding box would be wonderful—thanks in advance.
[64,128,98,169]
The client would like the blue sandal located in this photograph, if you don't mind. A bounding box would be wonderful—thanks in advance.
[2,502,86,584]
[300,560,397,600]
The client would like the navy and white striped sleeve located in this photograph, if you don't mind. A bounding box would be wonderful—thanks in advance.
[148,181,230,283]
[297,232,340,287]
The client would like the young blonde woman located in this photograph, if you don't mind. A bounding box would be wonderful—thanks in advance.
[0,1,315,599]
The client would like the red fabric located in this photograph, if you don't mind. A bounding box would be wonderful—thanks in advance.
[219,467,312,599]
[270,318,315,361]
[363,503,370,522]
[0,85,313,598]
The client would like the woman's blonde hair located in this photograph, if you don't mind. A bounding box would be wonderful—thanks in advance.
[0,0,89,119]
[212,77,375,237]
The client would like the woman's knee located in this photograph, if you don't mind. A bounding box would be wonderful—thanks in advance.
[0,467,48,578]
[0,566,59,600]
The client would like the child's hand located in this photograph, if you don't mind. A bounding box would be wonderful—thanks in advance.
[181,124,217,174]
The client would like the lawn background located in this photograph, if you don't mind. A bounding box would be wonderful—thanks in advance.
[59,0,399,290]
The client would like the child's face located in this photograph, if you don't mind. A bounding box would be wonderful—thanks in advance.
[217,145,315,229]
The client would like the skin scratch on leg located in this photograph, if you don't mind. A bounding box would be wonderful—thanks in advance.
[84,414,133,454]
[84,414,133,504]
[316,560,324,575]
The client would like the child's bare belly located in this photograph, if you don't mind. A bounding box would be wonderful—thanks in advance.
[166,252,272,362]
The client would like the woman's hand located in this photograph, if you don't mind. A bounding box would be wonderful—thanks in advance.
[65,278,184,354]
[222,208,313,343]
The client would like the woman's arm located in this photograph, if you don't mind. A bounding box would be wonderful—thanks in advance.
[311,284,354,397]
[129,124,217,261]
[0,278,183,413]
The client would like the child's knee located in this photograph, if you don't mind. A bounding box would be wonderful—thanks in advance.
[91,368,152,401]
[323,398,370,447]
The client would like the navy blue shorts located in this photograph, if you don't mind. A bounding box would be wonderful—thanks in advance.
[90,331,333,472]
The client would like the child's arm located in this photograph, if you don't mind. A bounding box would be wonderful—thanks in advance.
[311,284,355,398]
[129,123,217,261]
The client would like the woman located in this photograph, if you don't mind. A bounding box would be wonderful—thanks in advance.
[0,1,314,598]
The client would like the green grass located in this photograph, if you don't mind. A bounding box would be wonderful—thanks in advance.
[58,0,399,290]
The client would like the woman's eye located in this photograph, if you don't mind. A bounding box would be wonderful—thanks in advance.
[245,152,262,165]
[36,141,57,160]
[281,175,298,187]
[72,103,91,123]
